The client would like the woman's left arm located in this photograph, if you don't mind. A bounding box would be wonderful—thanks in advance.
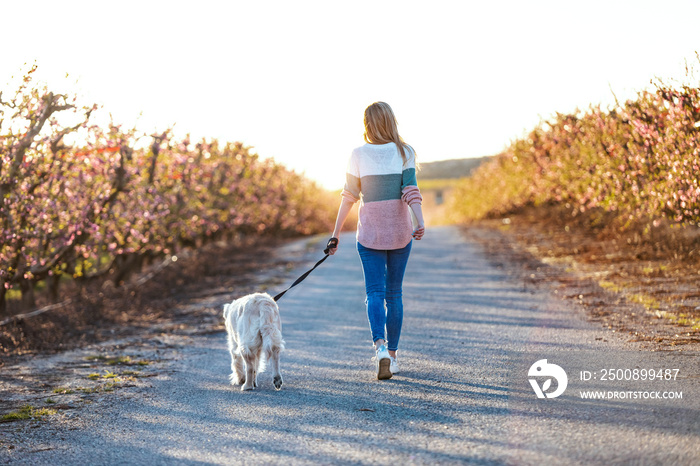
[409,203,425,240]
[401,147,424,240]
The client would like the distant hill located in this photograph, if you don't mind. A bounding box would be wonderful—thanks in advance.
[418,156,493,180]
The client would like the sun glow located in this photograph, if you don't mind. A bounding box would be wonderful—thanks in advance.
[2,0,698,189]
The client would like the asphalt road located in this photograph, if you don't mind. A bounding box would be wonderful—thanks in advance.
[7,226,700,465]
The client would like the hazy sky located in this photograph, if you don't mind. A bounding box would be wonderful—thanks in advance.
[2,1,698,189]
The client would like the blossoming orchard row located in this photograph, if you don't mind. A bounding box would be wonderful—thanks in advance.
[452,79,700,227]
[0,67,334,314]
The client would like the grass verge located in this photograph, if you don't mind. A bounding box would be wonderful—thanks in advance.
[1,405,57,423]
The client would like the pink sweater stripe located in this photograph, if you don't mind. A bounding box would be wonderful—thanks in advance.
[357,199,413,250]
[401,185,423,206]
[341,188,359,204]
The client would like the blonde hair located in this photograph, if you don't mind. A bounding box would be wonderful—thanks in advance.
[363,101,415,165]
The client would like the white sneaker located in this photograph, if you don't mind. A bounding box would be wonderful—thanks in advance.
[375,345,392,380]
[390,356,400,374]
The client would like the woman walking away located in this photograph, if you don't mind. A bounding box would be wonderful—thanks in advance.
[327,101,425,380]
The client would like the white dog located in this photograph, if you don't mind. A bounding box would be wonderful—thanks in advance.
[223,293,285,391]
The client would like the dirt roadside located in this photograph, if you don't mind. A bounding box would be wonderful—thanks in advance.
[464,214,700,351]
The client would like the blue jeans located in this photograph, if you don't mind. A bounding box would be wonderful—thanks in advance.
[356,240,412,351]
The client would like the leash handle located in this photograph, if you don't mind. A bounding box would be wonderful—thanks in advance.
[324,237,339,254]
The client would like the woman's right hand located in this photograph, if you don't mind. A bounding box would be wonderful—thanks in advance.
[326,237,339,255]
[412,225,425,240]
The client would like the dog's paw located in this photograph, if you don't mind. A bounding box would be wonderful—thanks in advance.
[241,383,255,391]
[273,375,283,390]
[236,376,246,385]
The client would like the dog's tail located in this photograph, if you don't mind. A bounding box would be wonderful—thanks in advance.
[258,295,285,359]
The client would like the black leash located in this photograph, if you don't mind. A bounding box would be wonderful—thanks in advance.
[273,237,338,302]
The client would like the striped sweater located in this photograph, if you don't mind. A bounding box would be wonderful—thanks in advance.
[341,142,423,250]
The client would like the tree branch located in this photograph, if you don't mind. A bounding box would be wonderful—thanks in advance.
[0,93,76,202]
